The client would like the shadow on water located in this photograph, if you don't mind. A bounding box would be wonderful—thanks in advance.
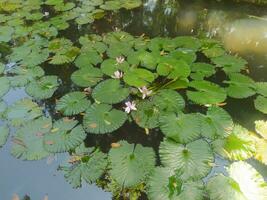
[2,0,267,199]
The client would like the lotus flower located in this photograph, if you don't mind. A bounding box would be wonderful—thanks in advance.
[138,86,152,99]
[112,70,123,79]
[124,101,137,113]
[116,56,125,64]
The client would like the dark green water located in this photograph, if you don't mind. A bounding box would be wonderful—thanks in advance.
[1,0,267,199]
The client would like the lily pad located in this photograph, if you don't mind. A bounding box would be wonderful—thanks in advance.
[11,117,52,160]
[0,125,9,147]
[92,79,129,104]
[225,73,256,98]
[212,125,256,160]
[0,77,10,98]
[212,55,247,73]
[74,51,103,68]
[160,139,214,180]
[56,92,91,116]
[123,68,155,87]
[25,76,59,99]
[61,150,108,188]
[157,57,191,79]
[6,98,43,127]
[255,82,267,97]
[100,58,129,76]
[207,162,267,200]
[83,104,127,134]
[44,119,86,153]
[160,113,202,144]
[187,80,227,105]
[71,67,103,87]
[254,95,267,114]
[109,141,155,187]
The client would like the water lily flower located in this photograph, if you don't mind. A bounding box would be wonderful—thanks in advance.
[44,12,49,16]
[116,56,125,64]
[124,101,137,113]
[111,70,123,79]
[138,86,152,99]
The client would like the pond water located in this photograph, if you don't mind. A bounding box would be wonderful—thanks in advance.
[1,0,267,199]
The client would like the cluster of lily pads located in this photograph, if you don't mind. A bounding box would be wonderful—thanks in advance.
[1,1,267,200]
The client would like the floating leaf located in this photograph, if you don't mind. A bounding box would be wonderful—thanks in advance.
[92,79,129,104]
[200,106,233,139]
[56,92,91,116]
[254,95,267,114]
[25,76,59,99]
[61,150,108,188]
[153,89,185,113]
[0,77,10,98]
[131,100,160,129]
[71,67,103,87]
[8,65,45,87]
[160,113,202,143]
[123,68,155,87]
[100,58,129,76]
[160,139,214,180]
[11,117,52,160]
[109,141,155,187]
[44,119,86,153]
[168,49,197,65]
[0,125,9,147]
[255,120,267,139]
[157,57,190,79]
[187,80,227,105]
[207,162,267,200]
[225,73,256,98]
[6,98,43,127]
[0,26,14,42]
[83,104,127,134]
[255,82,267,97]
[255,139,267,165]
[0,101,7,118]
[173,36,201,51]
[212,125,256,160]
[147,167,205,200]
[190,62,216,80]
[212,55,247,73]
[75,51,103,68]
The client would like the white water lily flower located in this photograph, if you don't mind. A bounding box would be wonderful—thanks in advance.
[116,56,125,64]
[44,12,49,16]
[111,70,123,79]
[138,86,152,99]
[124,101,137,113]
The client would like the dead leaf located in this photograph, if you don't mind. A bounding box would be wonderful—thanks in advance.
[111,143,121,148]
[89,123,97,128]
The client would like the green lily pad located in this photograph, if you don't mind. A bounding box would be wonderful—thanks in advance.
[6,98,43,127]
[255,82,267,97]
[71,67,103,87]
[0,125,9,147]
[160,139,214,180]
[83,104,127,134]
[187,80,227,105]
[148,167,205,200]
[61,150,108,188]
[153,89,185,113]
[131,100,160,129]
[56,92,91,116]
[212,55,247,73]
[225,73,256,98]
[92,79,130,104]
[200,106,233,139]
[160,113,202,144]
[207,162,267,200]
[254,95,267,114]
[123,68,155,87]
[25,76,59,99]
[44,119,86,153]
[157,57,190,79]
[212,125,256,160]
[0,77,10,98]
[0,26,14,42]
[11,117,52,160]
[109,141,155,187]
[168,49,197,65]
[75,51,103,68]
[190,62,216,80]
[100,58,129,76]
